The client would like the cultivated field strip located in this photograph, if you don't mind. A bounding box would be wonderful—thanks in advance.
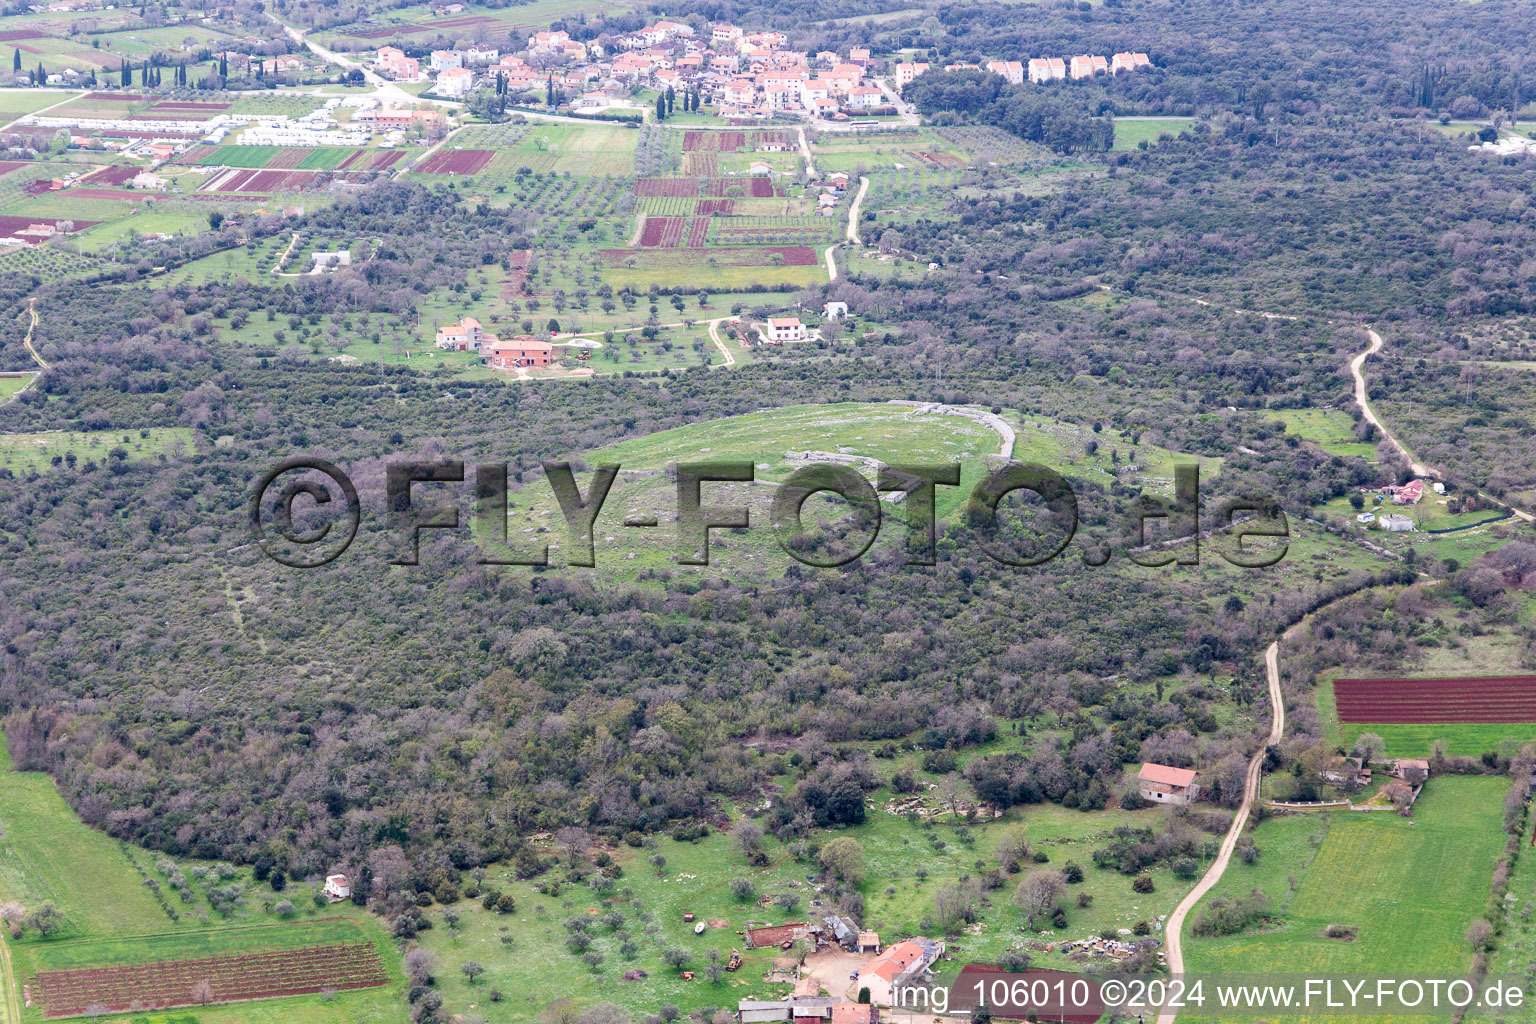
[1333,675,1536,722]
[33,942,388,1017]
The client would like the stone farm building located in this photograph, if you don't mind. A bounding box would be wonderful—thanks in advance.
[1138,762,1198,805]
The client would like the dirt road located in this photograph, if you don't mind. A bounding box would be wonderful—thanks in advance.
[22,298,46,370]
[0,929,17,1024]
[825,177,870,282]
[1350,329,1428,476]
[1156,638,1285,1024]
[707,318,736,367]
[846,175,869,245]
[1351,329,1533,522]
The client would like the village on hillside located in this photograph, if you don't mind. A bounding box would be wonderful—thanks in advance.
[365,18,1154,122]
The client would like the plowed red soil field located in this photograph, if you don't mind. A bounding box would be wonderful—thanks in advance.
[83,165,140,185]
[639,216,685,247]
[415,149,494,174]
[683,130,745,151]
[1334,675,1536,722]
[204,169,326,193]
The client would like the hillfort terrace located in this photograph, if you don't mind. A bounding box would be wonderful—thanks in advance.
[251,459,1287,569]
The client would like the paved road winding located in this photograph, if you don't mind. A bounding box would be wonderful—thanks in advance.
[1156,637,1286,1024]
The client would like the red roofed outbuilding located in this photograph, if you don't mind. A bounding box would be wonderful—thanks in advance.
[1138,762,1198,805]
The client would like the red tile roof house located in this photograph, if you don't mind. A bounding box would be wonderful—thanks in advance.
[854,937,943,1005]
[1138,762,1198,805]
[435,316,486,351]
[1029,57,1067,82]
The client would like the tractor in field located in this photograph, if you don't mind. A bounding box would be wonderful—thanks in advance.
[725,949,742,972]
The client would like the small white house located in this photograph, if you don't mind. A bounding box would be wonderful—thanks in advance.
[823,301,848,320]
[323,873,351,902]
[312,251,352,269]
[1379,513,1415,532]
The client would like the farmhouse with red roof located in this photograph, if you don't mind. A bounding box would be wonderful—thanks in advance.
[854,936,943,1006]
[1138,762,1198,805]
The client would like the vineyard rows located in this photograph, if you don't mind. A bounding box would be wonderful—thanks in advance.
[1334,675,1536,723]
[34,943,389,1018]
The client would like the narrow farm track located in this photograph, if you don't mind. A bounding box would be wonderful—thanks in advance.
[270,232,301,276]
[707,317,736,367]
[1157,637,1286,1024]
[0,928,18,1024]
[22,297,46,370]
[1351,329,1427,476]
[1352,328,1534,523]
[846,175,869,245]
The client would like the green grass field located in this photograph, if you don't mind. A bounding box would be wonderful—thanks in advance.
[0,427,195,473]
[490,401,1003,574]
[1112,118,1199,150]
[76,210,210,249]
[0,740,176,937]
[482,400,1223,583]
[195,145,281,168]
[1184,776,1510,1024]
[1487,805,1536,996]
[1270,408,1377,459]
[0,372,36,401]
[0,89,78,120]
[517,124,638,176]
